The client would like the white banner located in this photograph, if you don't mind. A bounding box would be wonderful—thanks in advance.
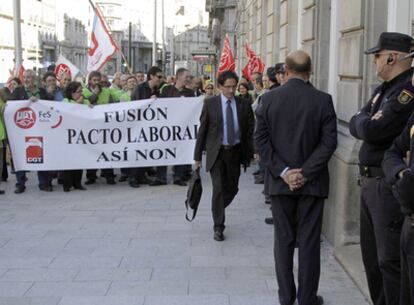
[5,97,203,171]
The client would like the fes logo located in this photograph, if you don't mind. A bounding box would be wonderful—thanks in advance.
[14,108,36,129]
[25,136,44,164]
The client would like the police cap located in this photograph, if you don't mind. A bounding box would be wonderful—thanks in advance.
[365,32,414,54]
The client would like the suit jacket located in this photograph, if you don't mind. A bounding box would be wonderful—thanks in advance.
[194,95,255,172]
[254,78,337,198]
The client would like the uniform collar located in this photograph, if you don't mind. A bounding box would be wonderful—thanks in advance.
[383,68,413,90]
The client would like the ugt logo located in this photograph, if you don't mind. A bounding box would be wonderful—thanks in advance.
[14,108,36,129]
[25,136,44,164]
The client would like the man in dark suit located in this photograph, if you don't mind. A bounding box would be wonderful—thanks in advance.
[194,70,254,241]
[255,50,337,305]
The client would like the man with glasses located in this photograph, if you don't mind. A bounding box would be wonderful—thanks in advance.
[194,70,254,241]
[127,66,163,188]
[350,32,414,305]
[150,68,195,187]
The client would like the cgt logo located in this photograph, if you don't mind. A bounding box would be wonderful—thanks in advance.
[14,108,36,129]
[25,136,44,164]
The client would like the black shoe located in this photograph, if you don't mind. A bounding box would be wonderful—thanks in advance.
[264,217,273,225]
[254,175,264,184]
[137,178,151,184]
[106,178,116,185]
[214,231,224,241]
[0,190,4,195]
[63,187,71,192]
[149,180,167,186]
[85,179,96,185]
[74,186,87,191]
[146,168,157,176]
[14,187,25,194]
[119,175,128,182]
[39,185,53,192]
[1,178,7,182]
[173,179,187,186]
[129,182,140,188]
[252,170,260,176]
[313,296,324,305]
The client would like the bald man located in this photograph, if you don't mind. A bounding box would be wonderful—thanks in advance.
[255,50,337,305]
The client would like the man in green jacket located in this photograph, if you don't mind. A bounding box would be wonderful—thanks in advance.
[83,71,119,185]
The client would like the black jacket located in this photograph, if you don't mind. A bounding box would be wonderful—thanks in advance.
[131,81,159,100]
[383,113,414,214]
[8,86,51,101]
[254,78,337,197]
[194,95,255,172]
[160,84,194,98]
[349,68,414,166]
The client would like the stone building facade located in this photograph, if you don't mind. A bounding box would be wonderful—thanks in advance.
[207,0,414,297]
[174,25,210,75]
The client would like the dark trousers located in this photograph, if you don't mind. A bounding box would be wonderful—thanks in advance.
[15,171,52,189]
[63,170,83,189]
[360,177,403,305]
[270,195,324,305]
[209,146,241,232]
[400,215,414,305]
[86,169,115,181]
[173,165,191,181]
[128,168,146,183]
[2,147,7,181]
[154,166,167,183]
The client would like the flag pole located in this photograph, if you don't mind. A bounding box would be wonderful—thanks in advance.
[88,0,133,73]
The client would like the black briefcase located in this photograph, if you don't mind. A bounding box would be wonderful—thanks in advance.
[185,168,203,222]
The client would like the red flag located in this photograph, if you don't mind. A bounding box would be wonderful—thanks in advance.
[217,36,235,75]
[242,43,265,81]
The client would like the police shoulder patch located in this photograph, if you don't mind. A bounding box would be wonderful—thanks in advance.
[397,89,414,105]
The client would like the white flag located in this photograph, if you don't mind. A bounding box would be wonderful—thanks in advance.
[87,8,117,72]
[55,54,80,81]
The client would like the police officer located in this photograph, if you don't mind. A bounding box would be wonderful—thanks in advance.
[149,68,194,187]
[383,84,414,304]
[349,32,414,305]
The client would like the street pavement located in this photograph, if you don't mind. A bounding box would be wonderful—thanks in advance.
[0,166,370,305]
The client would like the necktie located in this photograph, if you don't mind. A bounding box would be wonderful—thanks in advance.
[226,100,235,145]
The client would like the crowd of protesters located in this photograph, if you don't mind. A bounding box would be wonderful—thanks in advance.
[0,64,272,196]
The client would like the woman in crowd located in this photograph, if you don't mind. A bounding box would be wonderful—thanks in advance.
[204,82,215,98]
[7,77,22,94]
[62,81,89,192]
[237,82,254,104]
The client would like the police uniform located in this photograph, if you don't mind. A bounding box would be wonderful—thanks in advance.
[383,111,414,305]
[150,84,194,186]
[349,32,414,305]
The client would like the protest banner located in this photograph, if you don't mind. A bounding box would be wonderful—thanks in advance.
[5,97,203,171]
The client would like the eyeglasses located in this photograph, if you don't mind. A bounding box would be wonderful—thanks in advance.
[222,85,237,90]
